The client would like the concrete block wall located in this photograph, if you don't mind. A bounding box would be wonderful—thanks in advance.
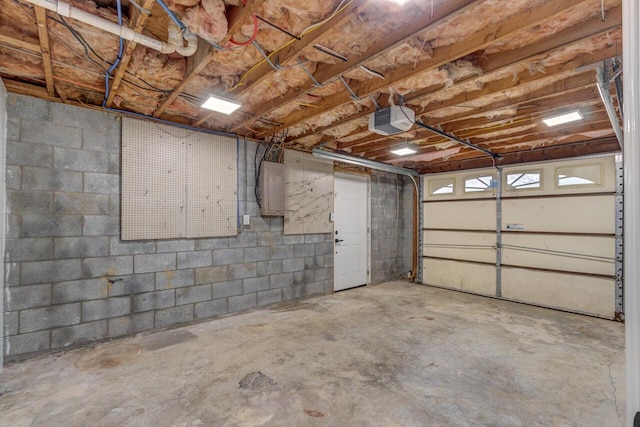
[370,171,413,284]
[3,94,334,360]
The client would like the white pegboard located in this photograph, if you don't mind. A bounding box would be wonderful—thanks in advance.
[122,118,237,240]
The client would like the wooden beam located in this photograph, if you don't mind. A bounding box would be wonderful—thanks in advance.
[34,6,55,97]
[242,0,597,135]
[224,0,479,131]
[3,79,57,101]
[226,0,371,99]
[0,29,40,53]
[417,137,620,173]
[340,84,602,153]
[368,112,610,161]
[105,0,155,107]
[152,0,267,117]
[286,9,621,142]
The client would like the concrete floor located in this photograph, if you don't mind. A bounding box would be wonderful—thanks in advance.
[0,281,625,427]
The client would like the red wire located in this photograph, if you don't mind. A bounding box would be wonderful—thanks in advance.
[229,14,258,46]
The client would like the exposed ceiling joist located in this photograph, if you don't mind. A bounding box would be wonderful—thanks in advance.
[223,0,479,131]
[418,137,620,173]
[33,6,54,97]
[257,0,601,137]
[152,0,268,117]
[104,0,155,107]
[0,29,40,53]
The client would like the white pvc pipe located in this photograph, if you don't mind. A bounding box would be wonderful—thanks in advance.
[26,0,197,56]
[624,0,640,424]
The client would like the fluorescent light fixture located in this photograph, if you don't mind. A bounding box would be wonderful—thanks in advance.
[390,145,417,156]
[201,94,242,114]
[542,110,583,127]
[388,0,409,4]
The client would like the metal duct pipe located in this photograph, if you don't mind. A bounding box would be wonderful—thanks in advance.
[312,148,419,187]
[596,64,624,147]
[25,0,198,56]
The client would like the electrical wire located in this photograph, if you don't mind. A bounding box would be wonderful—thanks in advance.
[130,0,151,15]
[155,0,187,32]
[229,14,259,46]
[225,0,354,93]
[103,0,124,107]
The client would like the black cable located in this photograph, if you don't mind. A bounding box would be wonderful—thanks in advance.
[255,15,301,40]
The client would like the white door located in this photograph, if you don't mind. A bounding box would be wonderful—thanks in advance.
[334,173,368,291]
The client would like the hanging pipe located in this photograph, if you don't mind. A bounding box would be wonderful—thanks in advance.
[24,0,198,56]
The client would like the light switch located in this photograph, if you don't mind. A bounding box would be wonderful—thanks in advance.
[243,214,251,226]
[329,212,335,222]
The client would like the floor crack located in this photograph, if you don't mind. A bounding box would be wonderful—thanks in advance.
[607,350,624,427]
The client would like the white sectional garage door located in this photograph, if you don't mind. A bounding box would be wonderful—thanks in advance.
[422,155,621,319]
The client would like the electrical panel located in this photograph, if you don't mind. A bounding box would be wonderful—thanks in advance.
[260,161,285,216]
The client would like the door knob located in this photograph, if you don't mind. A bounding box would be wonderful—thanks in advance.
[335,238,344,243]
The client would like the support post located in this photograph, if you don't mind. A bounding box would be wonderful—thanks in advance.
[623,0,640,424]
[495,167,503,297]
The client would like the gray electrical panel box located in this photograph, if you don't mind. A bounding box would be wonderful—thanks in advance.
[259,161,285,216]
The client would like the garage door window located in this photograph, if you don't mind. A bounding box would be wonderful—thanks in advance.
[429,178,455,195]
[555,163,603,189]
[464,175,494,193]
[506,170,542,191]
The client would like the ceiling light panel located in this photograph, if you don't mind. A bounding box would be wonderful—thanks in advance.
[201,94,242,115]
[391,146,417,156]
[542,110,583,127]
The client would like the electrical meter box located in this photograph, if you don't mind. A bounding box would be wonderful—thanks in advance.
[259,161,285,216]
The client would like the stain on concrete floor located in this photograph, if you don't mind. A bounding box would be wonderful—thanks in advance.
[0,281,626,426]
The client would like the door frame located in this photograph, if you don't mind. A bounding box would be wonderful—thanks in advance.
[333,171,371,291]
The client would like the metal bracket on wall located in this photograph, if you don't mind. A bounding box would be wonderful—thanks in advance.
[615,153,624,320]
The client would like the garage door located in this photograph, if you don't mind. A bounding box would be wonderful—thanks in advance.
[421,154,621,319]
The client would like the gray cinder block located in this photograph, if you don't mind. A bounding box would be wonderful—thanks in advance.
[51,320,107,348]
[228,293,256,313]
[53,278,109,304]
[133,290,175,312]
[19,303,81,333]
[82,296,131,322]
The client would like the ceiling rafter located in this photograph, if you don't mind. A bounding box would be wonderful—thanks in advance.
[348,89,604,155]
[331,77,602,151]
[287,6,621,143]
[104,0,156,107]
[33,6,54,96]
[221,0,479,131]
[368,111,611,161]
[417,137,620,173]
[0,29,40,53]
[225,0,370,100]
[276,2,621,138]
[152,0,268,118]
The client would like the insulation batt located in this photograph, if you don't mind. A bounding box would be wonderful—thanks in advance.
[424,0,539,48]
[485,0,621,54]
[165,0,228,43]
[0,1,39,41]
[298,5,410,65]
[246,62,318,112]
[116,46,186,114]
[0,50,44,81]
